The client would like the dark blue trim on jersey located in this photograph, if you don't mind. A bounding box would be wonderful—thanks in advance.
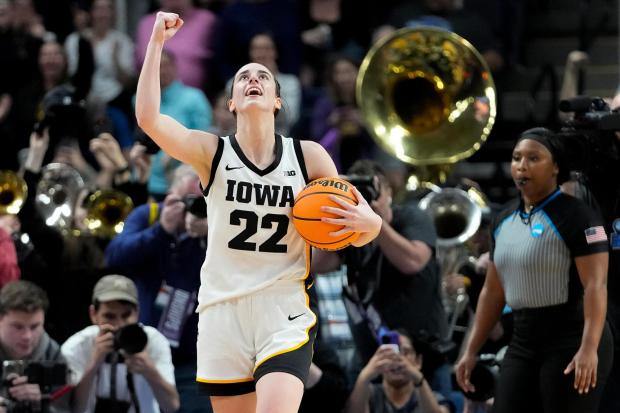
[202,137,224,197]
[292,138,309,184]
[541,211,563,241]
[230,133,283,177]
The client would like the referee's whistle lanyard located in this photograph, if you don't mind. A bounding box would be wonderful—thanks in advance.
[518,188,562,225]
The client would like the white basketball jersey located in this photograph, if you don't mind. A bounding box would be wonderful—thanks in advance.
[197,135,310,309]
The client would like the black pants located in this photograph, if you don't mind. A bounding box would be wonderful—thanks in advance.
[492,303,614,413]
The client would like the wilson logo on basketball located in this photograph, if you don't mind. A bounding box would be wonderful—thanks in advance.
[305,179,349,192]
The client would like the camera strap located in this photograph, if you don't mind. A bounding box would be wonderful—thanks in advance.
[342,244,382,306]
[342,245,387,342]
[102,353,141,413]
[109,352,118,401]
[126,372,141,413]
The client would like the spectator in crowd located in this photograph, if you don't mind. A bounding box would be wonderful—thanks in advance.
[7,37,96,172]
[64,0,136,120]
[235,31,301,135]
[136,48,212,200]
[105,165,209,412]
[0,0,41,94]
[0,281,70,413]
[88,134,153,208]
[0,214,20,287]
[61,274,179,413]
[11,0,49,40]
[310,55,377,172]
[345,330,450,413]
[135,0,217,91]
[0,13,44,170]
[299,0,373,88]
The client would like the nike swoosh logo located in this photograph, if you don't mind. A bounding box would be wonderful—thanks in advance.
[225,165,245,171]
[288,313,305,321]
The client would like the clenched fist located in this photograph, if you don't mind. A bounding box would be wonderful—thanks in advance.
[151,12,184,43]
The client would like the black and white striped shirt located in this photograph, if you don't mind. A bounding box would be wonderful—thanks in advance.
[491,189,608,309]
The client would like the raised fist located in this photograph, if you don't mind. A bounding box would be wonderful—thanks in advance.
[151,12,184,43]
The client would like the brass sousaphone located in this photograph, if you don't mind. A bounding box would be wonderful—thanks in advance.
[356,27,496,170]
[356,28,497,339]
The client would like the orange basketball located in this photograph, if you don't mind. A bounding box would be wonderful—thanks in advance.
[293,177,360,251]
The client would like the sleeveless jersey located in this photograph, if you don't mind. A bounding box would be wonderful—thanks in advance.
[197,134,310,310]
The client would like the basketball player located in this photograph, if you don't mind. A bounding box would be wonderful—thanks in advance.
[136,12,382,413]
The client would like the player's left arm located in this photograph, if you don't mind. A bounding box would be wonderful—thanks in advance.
[300,141,381,246]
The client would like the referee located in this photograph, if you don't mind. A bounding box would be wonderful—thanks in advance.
[456,128,613,413]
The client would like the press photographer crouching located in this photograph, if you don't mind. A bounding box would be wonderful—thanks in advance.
[0,281,69,413]
[61,275,179,413]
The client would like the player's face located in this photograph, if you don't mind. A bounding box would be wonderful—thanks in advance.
[229,63,281,116]
[511,139,559,200]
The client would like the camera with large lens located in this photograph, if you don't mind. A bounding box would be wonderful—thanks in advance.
[558,96,620,176]
[113,323,148,355]
[35,84,88,145]
[182,194,207,218]
[95,325,147,413]
[558,96,620,224]
[1,360,67,412]
[340,174,380,203]
[2,360,67,392]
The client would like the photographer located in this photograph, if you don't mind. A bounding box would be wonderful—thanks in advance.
[104,165,208,410]
[0,281,69,413]
[345,330,450,413]
[61,274,179,413]
[557,96,620,413]
[312,159,450,397]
